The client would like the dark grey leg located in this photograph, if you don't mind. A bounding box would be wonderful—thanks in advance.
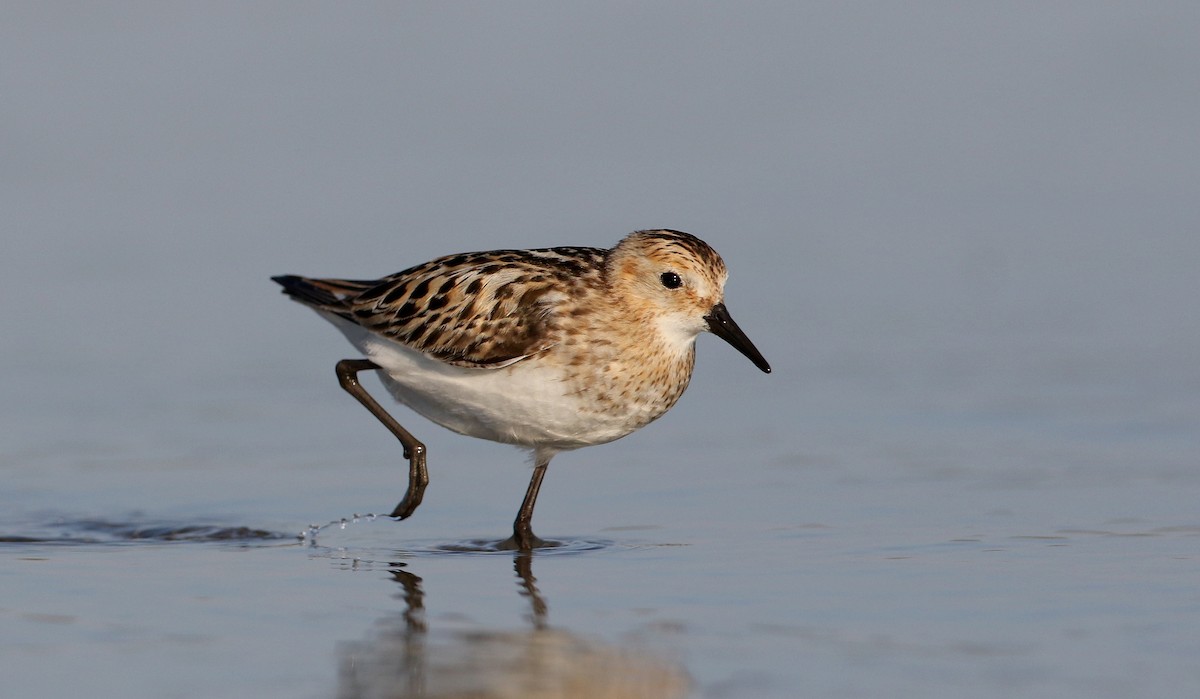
[335,359,429,519]
[499,455,550,550]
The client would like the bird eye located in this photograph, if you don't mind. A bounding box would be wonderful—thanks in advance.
[660,271,682,289]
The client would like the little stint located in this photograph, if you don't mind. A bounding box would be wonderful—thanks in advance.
[274,229,770,549]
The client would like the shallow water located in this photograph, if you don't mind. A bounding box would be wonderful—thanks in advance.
[4,346,1199,698]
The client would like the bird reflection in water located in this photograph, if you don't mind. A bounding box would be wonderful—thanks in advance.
[336,554,689,699]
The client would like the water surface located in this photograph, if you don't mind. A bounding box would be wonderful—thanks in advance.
[4,344,1199,698]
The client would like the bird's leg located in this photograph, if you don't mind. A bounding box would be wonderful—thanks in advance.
[335,359,428,519]
[499,455,550,550]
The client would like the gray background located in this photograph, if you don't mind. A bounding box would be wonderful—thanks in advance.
[5,2,1197,399]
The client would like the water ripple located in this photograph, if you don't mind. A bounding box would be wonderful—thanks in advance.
[0,517,294,546]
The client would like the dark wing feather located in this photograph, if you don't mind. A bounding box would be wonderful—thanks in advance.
[275,247,606,369]
[271,275,375,319]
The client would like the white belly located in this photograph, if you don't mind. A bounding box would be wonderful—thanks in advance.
[326,314,635,450]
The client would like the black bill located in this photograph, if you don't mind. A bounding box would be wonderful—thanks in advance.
[705,302,771,373]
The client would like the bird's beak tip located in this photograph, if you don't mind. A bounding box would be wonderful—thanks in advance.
[706,303,771,374]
